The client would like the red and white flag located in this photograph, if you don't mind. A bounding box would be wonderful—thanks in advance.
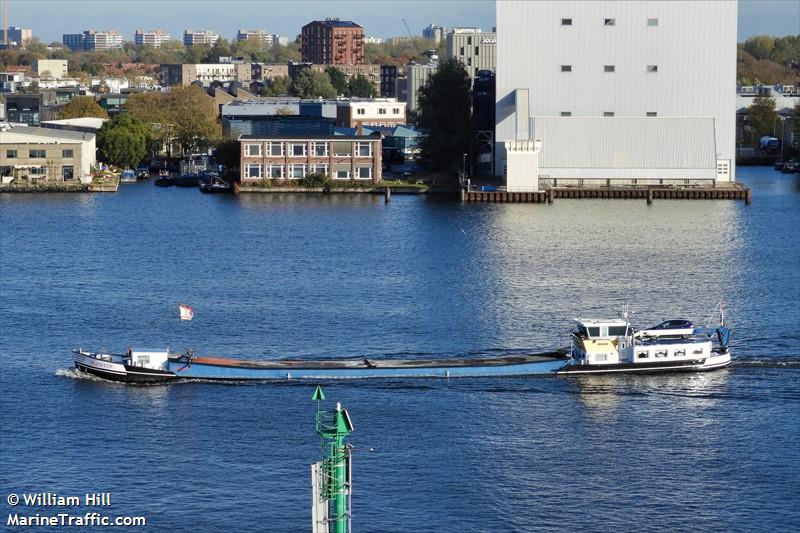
[179,304,194,321]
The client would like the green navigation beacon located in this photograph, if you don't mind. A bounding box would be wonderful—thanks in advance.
[311,386,354,533]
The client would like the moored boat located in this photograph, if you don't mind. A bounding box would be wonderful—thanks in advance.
[199,176,232,194]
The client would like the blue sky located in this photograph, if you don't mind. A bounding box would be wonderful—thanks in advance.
[8,0,800,43]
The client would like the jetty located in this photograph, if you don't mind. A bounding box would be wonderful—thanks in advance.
[462,184,752,204]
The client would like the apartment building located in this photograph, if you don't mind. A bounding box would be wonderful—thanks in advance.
[239,133,383,182]
[301,19,365,65]
[495,0,737,187]
[406,63,438,112]
[183,30,220,47]
[158,63,251,87]
[4,26,32,47]
[62,30,123,51]
[35,59,69,79]
[337,98,406,128]
[134,30,172,47]
[237,30,273,47]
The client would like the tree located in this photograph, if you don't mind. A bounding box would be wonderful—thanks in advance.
[261,75,292,96]
[58,96,109,120]
[169,85,219,155]
[743,35,775,61]
[416,59,472,177]
[97,114,149,168]
[291,69,336,99]
[747,96,778,141]
[348,73,376,97]
[325,66,349,96]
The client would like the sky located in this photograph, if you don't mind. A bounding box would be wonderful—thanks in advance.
[6,0,799,44]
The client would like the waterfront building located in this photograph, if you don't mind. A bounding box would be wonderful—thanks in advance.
[495,0,738,188]
[301,19,365,65]
[406,63,438,112]
[35,59,69,79]
[239,132,383,182]
[183,30,220,47]
[446,29,496,82]
[134,30,172,48]
[237,30,273,47]
[3,26,32,48]
[422,24,446,44]
[0,126,96,183]
[736,85,800,149]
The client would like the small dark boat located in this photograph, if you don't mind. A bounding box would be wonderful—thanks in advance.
[154,175,174,187]
[174,174,201,187]
[199,177,232,194]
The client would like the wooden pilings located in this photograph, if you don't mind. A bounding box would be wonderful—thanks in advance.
[462,187,751,203]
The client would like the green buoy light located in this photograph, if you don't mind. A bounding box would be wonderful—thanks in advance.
[311,386,353,533]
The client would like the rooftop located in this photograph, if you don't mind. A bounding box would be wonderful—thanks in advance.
[307,19,363,29]
[40,117,107,129]
[0,125,95,142]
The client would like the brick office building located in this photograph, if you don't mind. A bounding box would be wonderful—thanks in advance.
[301,19,364,65]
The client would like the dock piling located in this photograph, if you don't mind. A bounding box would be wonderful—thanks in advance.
[647,189,653,205]
[385,187,391,204]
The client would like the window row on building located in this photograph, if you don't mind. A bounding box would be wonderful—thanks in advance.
[558,112,659,117]
[243,141,373,158]
[354,107,402,115]
[560,18,659,27]
[561,64,658,73]
[6,148,74,158]
[243,163,373,180]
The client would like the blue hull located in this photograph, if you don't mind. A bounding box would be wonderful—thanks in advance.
[167,357,568,380]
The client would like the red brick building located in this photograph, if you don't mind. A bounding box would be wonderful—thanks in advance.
[301,19,364,65]
[239,134,382,183]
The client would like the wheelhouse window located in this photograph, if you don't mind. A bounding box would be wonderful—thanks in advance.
[244,143,262,157]
[587,327,600,337]
[608,326,628,336]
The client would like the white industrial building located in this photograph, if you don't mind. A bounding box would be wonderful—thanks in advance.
[496,0,737,190]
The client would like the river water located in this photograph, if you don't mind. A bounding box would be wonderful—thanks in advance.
[1,167,798,532]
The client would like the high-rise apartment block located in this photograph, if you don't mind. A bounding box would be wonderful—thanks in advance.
[422,24,446,43]
[301,19,364,65]
[183,30,220,47]
[62,30,123,51]
[237,30,274,47]
[3,26,32,47]
[134,30,172,48]
[495,0,737,188]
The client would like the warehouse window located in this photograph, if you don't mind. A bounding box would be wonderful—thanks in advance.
[647,65,658,73]
[604,65,615,73]
[647,18,659,27]
[603,112,614,117]
[561,65,572,72]
[561,18,573,26]
[604,18,616,26]
[647,112,658,117]
[560,112,572,117]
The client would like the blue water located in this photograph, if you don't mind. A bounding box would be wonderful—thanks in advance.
[1,168,798,531]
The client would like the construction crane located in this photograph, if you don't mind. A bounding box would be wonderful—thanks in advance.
[1,0,8,47]
[402,18,413,39]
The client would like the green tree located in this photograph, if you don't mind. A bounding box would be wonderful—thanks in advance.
[416,59,472,177]
[325,66,349,95]
[347,73,376,97]
[291,69,336,99]
[97,114,149,168]
[58,96,109,120]
[169,85,220,155]
[261,75,292,96]
[743,35,775,61]
[747,96,778,141]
